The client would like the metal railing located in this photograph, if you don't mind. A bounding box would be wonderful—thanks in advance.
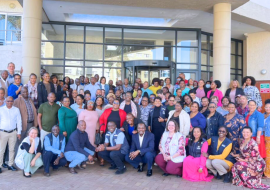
[0,29,22,45]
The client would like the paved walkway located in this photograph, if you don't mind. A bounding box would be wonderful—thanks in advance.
[1,163,270,190]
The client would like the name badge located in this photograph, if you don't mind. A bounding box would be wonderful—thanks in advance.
[222,145,225,147]
[197,146,201,149]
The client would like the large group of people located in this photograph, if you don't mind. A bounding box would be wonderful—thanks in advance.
[0,62,270,189]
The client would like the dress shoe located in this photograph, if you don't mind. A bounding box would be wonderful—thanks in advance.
[146,169,152,177]
[115,167,126,175]
[8,166,17,171]
[216,173,222,180]
[81,161,87,168]
[43,172,50,177]
[77,164,85,170]
[162,173,169,176]
[69,167,77,174]
[23,171,31,178]
[2,163,8,168]
[137,165,143,172]
[223,172,231,183]
[109,164,117,170]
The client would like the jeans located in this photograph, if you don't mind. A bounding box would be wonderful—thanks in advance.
[43,151,67,173]
[125,152,155,170]
[98,150,126,169]
[64,148,94,168]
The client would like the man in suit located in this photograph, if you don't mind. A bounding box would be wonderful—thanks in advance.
[125,123,155,177]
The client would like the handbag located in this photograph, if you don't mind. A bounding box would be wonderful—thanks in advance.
[94,132,102,145]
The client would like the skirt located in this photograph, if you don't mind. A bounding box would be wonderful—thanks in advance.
[252,135,266,158]
[265,136,270,177]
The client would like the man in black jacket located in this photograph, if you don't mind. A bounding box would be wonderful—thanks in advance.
[64,120,95,174]
[125,123,155,177]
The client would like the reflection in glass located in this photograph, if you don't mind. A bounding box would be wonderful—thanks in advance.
[41,42,64,59]
[201,34,208,50]
[210,36,213,51]
[41,60,64,66]
[231,55,236,68]
[42,24,64,41]
[86,26,103,43]
[105,28,122,44]
[104,62,122,67]
[231,41,236,54]
[7,15,21,41]
[65,61,83,66]
[125,67,133,84]
[177,64,197,70]
[104,68,121,81]
[210,51,213,66]
[177,31,198,46]
[238,57,242,69]
[85,68,102,78]
[66,25,84,42]
[42,66,64,80]
[123,46,174,61]
[124,29,175,46]
[66,43,84,59]
[201,50,207,65]
[65,67,84,79]
[177,47,197,63]
[85,44,103,60]
[85,62,103,67]
[105,45,122,61]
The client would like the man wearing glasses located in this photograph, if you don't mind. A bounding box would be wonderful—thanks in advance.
[0,96,22,173]
[7,74,23,100]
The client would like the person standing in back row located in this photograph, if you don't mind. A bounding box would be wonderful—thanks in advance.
[38,72,55,106]
[38,93,60,147]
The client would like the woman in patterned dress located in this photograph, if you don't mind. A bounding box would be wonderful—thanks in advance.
[224,102,246,154]
[242,76,262,111]
[231,126,269,189]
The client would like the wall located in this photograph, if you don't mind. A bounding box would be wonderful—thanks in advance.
[0,44,22,70]
[0,1,22,13]
[246,31,270,80]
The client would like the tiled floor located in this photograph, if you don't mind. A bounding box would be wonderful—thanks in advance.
[0,163,269,190]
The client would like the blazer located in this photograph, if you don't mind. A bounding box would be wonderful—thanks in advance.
[37,81,55,106]
[99,83,110,96]
[225,88,245,102]
[205,111,224,139]
[13,97,38,131]
[0,78,9,98]
[207,89,223,107]
[122,118,143,144]
[130,131,156,156]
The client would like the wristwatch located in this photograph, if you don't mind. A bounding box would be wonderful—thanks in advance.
[104,146,107,151]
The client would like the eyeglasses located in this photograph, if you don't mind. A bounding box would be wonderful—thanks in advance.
[150,97,155,99]
[218,130,226,133]
[6,101,14,102]
[141,100,147,102]
[113,102,119,105]
[169,99,174,101]
[208,106,215,109]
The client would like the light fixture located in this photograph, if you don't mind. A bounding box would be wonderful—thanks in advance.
[261,69,267,75]
[9,3,16,9]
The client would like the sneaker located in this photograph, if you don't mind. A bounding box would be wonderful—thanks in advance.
[115,167,126,175]
[223,172,231,183]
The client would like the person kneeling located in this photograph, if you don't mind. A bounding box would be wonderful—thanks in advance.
[64,120,95,174]
[96,121,130,175]
[125,123,155,177]
[43,125,67,177]
[204,126,235,183]
[15,127,43,178]
[155,120,186,177]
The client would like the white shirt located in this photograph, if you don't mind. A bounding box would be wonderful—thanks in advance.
[139,133,145,147]
[0,106,22,134]
[70,84,84,91]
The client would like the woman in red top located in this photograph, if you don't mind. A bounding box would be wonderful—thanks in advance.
[99,99,126,134]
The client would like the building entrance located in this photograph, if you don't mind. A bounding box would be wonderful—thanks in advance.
[124,60,176,84]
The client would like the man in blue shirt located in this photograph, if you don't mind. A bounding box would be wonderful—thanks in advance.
[141,82,153,97]
[43,125,67,177]
[84,77,100,100]
[64,120,95,174]
[96,121,130,175]
[7,74,23,100]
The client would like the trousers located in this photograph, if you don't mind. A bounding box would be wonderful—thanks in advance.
[125,152,155,170]
[98,150,126,169]
[23,152,43,174]
[155,154,183,175]
[0,130,17,167]
[43,151,67,173]
[206,159,229,176]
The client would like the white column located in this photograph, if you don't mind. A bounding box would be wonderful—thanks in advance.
[22,0,43,83]
[213,3,231,93]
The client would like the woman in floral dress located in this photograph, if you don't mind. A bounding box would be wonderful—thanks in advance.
[231,126,269,189]
[224,102,246,154]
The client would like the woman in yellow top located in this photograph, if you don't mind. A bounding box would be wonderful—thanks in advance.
[203,126,236,183]
[148,78,162,95]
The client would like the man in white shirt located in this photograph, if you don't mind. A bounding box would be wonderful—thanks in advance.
[70,78,84,91]
[0,70,9,98]
[84,77,100,100]
[125,123,155,177]
[0,96,22,173]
